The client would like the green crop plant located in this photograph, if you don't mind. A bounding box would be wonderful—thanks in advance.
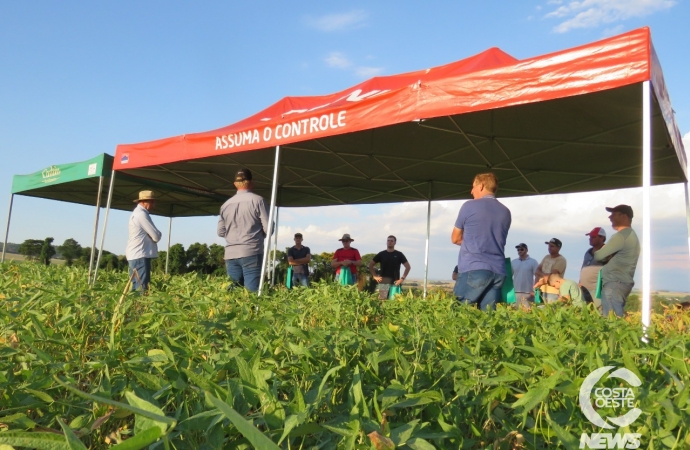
[0,262,689,449]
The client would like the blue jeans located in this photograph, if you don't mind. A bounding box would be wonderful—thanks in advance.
[128,258,151,292]
[454,270,506,311]
[601,281,634,317]
[225,254,263,293]
[292,272,309,287]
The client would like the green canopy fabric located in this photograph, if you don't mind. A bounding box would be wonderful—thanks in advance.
[10,154,226,217]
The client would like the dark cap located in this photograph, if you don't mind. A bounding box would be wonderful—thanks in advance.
[294,233,303,238]
[234,168,252,182]
[605,204,633,218]
[515,243,528,250]
[545,238,562,248]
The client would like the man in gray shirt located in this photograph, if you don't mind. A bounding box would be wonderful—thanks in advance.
[217,169,269,292]
[125,190,162,292]
[594,204,640,317]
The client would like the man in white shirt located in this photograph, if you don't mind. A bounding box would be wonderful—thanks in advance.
[125,190,162,291]
[511,243,538,308]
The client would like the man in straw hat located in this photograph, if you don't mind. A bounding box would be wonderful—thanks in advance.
[217,168,270,292]
[331,233,362,285]
[125,190,162,291]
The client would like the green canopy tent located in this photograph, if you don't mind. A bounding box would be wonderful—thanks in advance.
[2,154,226,282]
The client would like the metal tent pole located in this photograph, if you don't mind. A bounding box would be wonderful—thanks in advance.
[165,216,172,275]
[1,194,14,263]
[92,170,116,285]
[271,207,279,286]
[258,145,281,295]
[88,176,104,283]
[684,182,690,265]
[641,81,652,330]
[422,200,431,298]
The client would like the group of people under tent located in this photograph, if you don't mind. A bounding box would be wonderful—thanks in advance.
[124,168,639,318]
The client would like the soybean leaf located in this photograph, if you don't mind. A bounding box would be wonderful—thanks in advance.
[57,418,87,450]
[124,391,169,435]
[0,431,71,450]
[205,391,280,450]
[110,426,162,450]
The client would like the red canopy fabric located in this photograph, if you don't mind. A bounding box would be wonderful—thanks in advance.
[114,27,684,176]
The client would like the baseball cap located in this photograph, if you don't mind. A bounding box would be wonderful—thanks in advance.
[585,227,607,238]
[515,243,528,250]
[545,238,562,248]
[605,204,634,218]
[338,233,354,241]
[234,168,253,182]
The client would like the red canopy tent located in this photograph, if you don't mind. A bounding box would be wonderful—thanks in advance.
[109,27,686,325]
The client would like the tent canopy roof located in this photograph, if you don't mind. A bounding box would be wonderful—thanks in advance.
[12,154,224,217]
[114,27,686,207]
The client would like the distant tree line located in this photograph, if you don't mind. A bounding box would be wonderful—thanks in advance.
[15,237,127,271]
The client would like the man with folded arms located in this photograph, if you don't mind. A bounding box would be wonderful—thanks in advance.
[288,232,311,287]
[593,205,640,317]
[535,238,567,303]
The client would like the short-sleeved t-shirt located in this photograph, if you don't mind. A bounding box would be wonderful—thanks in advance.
[288,246,311,274]
[540,255,567,278]
[373,250,408,280]
[333,247,361,276]
[558,279,584,307]
[455,195,511,275]
[511,257,539,293]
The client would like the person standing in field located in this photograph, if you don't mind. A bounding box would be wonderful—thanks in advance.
[451,172,512,310]
[288,232,311,287]
[535,238,567,303]
[126,190,162,292]
[331,234,362,285]
[594,205,640,317]
[511,243,538,309]
[217,168,269,293]
[369,235,411,298]
[580,227,607,309]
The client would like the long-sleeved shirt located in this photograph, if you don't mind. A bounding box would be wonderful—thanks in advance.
[125,204,162,260]
[217,190,269,259]
[593,227,640,284]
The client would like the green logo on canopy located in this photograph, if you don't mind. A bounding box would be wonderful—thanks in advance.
[42,166,61,184]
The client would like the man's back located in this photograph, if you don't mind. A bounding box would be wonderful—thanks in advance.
[217,191,268,259]
[455,196,511,274]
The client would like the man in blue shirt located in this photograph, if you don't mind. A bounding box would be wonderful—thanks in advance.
[451,173,512,310]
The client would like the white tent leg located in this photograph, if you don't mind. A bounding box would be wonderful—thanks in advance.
[92,170,116,285]
[271,207,279,286]
[423,199,431,299]
[165,217,172,275]
[1,194,14,263]
[88,175,104,283]
[259,146,281,295]
[641,81,652,330]
[684,182,690,265]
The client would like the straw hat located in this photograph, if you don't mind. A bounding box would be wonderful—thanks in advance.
[134,190,158,203]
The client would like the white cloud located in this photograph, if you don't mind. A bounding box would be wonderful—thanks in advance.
[544,0,676,33]
[324,52,352,69]
[306,10,368,32]
[355,66,384,78]
[324,52,384,79]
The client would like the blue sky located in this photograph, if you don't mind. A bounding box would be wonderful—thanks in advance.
[1,1,689,290]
